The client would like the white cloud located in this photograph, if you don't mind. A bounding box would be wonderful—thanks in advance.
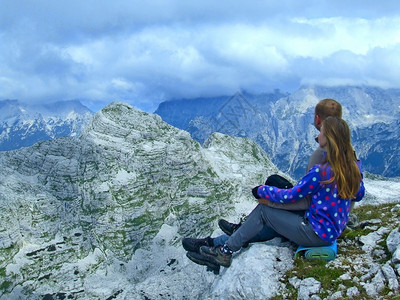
[1,1,400,111]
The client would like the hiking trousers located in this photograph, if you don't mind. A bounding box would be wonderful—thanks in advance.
[226,204,331,252]
[213,223,281,246]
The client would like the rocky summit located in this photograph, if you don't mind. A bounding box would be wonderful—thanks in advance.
[0,102,399,299]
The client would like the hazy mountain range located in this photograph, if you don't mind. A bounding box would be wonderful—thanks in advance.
[155,85,400,178]
[2,85,399,179]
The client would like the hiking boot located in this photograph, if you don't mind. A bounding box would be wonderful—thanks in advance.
[186,251,220,275]
[218,219,241,236]
[182,236,213,253]
[200,245,232,267]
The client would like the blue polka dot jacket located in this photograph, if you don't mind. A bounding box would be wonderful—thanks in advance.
[256,161,365,243]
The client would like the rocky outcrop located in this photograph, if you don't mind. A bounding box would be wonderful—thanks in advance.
[0,102,280,298]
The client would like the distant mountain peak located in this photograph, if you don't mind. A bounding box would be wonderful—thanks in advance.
[0,99,94,151]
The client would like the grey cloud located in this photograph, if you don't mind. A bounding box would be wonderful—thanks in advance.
[1,0,399,111]
[293,46,400,89]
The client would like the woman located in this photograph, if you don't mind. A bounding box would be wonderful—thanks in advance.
[197,117,365,267]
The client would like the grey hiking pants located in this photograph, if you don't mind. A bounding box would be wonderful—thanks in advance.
[226,204,331,251]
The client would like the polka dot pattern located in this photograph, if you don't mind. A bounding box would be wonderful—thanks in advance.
[257,163,365,243]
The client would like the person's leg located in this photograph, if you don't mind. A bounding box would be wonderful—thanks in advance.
[199,206,274,267]
[213,226,282,246]
[246,211,306,243]
[212,234,229,246]
[247,224,282,243]
[224,204,272,251]
[216,227,282,252]
[226,205,330,251]
[183,222,281,252]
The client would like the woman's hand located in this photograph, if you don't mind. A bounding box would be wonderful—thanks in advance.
[258,198,272,205]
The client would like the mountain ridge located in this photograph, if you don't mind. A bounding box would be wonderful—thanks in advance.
[155,85,400,178]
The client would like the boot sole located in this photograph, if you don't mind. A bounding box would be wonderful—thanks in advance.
[186,252,220,274]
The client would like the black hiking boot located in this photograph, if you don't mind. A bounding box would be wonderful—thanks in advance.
[218,219,241,236]
[186,251,220,275]
[182,236,213,253]
[200,245,232,267]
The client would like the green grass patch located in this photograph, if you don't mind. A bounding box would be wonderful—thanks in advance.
[0,267,6,277]
[354,202,400,223]
[0,280,12,291]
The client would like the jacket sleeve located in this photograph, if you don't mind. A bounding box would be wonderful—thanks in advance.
[257,166,321,204]
[353,162,365,202]
[263,197,311,210]
[353,177,365,202]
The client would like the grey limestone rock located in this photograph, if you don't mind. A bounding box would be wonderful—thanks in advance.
[363,269,386,297]
[346,286,360,298]
[382,261,400,291]
[387,227,400,254]
[297,277,321,300]
[208,242,294,300]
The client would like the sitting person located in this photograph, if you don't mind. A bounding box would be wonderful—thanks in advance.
[182,98,347,253]
[184,117,365,268]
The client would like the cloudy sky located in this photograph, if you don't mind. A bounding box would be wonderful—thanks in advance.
[1,1,400,112]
